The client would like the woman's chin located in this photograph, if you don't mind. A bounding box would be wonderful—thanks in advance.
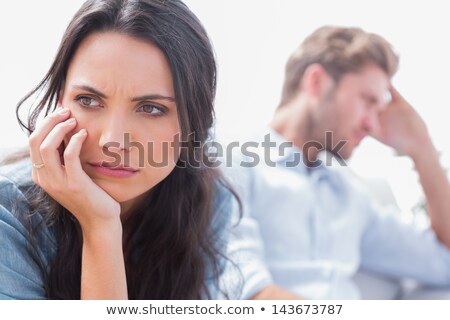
[90,179,136,203]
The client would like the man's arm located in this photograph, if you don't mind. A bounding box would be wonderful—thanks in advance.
[411,141,450,247]
[373,86,450,248]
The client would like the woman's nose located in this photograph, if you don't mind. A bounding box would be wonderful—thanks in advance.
[98,117,131,152]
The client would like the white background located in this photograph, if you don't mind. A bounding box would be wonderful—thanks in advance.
[1,300,450,320]
[1,0,449,213]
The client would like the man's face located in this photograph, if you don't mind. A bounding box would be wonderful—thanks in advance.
[317,64,390,159]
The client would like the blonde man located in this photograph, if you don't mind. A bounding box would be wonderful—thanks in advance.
[226,26,450,299]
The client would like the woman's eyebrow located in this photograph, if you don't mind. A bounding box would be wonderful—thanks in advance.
[131,94,175,103]
[72,84,175,102]
[73,84,107,98]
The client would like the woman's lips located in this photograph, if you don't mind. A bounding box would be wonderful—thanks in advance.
[88,162,139,178]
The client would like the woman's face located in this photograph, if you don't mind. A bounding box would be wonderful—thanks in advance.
[61,32,180,210]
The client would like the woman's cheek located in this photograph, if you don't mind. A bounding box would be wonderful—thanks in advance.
[146,132,181,166]
[63,114,91,149]
[70,107,95,134]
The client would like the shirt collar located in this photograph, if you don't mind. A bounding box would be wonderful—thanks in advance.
[258,127,346,187]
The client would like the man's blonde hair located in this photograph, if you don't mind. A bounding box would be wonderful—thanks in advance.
[280,26,399,107]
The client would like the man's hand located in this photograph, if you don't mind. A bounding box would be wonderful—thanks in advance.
[372,86,450,249]
[371,86,432,159]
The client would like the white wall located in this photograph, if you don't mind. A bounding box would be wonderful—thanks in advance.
[0,1,86,150]
[1,0,449,212]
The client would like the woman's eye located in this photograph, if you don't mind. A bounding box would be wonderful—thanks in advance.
[75,96,100,108]
[138,104,166,116]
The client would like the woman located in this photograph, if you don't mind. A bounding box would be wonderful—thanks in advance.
[0,0,235,299]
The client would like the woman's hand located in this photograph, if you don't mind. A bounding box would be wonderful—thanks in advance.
[28,107,121,233]
[30,107,128,299]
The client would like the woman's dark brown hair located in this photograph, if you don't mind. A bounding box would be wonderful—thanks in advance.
[8,0,235,299]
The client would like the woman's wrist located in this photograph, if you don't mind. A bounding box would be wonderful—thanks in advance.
[81,217,123,244]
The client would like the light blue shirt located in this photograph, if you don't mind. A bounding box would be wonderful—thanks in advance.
[222,128,450,299]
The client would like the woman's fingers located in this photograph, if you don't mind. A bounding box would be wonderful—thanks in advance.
[29,108,71,167]
[39,117,78,176]
[64,128,88,183]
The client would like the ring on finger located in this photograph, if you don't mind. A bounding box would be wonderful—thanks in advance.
[32,162,46,169]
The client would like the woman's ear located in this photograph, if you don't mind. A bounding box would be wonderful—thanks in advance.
[301,63,334,101]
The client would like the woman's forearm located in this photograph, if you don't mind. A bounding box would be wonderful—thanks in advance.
[81,221,128,300]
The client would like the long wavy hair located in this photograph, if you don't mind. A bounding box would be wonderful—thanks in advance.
[6,0,236,299]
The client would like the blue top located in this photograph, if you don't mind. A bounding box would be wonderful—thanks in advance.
[0,158,232,299]
[222,128,450,299]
